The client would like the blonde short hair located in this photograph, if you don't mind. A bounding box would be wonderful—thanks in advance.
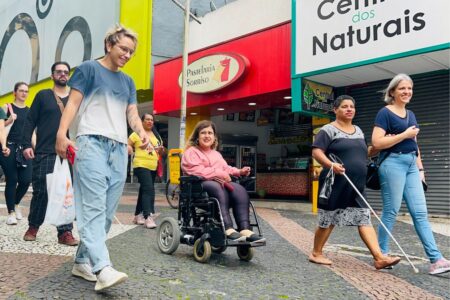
[383,73,413,104]
[103,24,138,54]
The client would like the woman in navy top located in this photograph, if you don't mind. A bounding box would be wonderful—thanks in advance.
[372,73,450,275]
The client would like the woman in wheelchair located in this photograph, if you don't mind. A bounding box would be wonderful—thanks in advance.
[181,120,264,243]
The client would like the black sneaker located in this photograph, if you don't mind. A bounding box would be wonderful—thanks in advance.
[227,231,246,242]
[246,234,266,243]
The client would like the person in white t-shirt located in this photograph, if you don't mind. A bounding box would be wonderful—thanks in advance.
[55,25,149,292]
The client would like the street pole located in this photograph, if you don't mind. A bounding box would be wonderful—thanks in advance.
[171,0,201,149]
[179,0,190,149]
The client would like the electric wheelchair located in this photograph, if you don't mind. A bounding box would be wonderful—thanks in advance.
[157,175,266,263]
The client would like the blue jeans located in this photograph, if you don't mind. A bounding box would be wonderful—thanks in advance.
[378,152,442,263]
[73,135,127,273]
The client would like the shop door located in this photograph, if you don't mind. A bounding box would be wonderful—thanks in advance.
[350,71,449,215]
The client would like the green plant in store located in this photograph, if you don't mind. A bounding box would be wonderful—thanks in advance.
[303,82,314,110]
[257,189,266,199]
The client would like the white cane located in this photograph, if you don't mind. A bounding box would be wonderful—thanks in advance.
[114,215,125,231]
[329,154,419,273]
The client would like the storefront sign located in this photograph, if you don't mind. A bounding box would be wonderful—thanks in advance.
[178,53,249,94]
[293,0,449,75]
[301,79,334,117]
[0,0,119,95]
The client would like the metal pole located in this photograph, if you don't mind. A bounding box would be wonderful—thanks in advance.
[179,0,190,149]
[171,0,202,24]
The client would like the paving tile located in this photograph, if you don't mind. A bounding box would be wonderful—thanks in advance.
[257,208,444,300]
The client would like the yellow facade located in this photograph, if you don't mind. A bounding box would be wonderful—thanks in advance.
[120,0,152,93]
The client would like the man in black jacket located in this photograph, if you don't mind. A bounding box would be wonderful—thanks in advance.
[22,61,78,246]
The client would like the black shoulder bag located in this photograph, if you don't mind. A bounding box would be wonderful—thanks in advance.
[6,105,28,168]
[366,110,410,190]
[366,153,390,190]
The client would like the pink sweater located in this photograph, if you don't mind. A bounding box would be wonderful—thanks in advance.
[181,146,241,180]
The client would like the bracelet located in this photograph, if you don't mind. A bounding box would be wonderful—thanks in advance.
[419,168,425,172]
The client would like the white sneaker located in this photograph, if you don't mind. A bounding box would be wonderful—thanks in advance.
[150,212,160,219]
[144,216,157,229]
[95,266,128,291]
[133,214,145,225]
[72,263,97,282]
[6,213,17,225]
[429,258,450,275]
[15,205,23,220]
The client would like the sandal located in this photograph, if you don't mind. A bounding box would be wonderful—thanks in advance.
[246,233,266,243]
[226,229,246,242]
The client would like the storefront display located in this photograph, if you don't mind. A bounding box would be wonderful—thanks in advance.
[219,134,257,192]
[292,0,449,214]
[154,22,314,201]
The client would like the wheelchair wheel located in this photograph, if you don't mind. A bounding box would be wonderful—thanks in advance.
[157,217,180,254]
[193,239,212,263]
[211,245,227,254]
[237,246,254,261]
[165,180,180,209]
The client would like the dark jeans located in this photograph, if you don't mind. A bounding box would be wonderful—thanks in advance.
[0,143,32,213]
[201,181,250,231]
[28,154,73,236]
[134,168,156,218]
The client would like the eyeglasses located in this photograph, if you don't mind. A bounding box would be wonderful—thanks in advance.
[17,89,28,93]
[54,70,69,76]
[115,44,135,56]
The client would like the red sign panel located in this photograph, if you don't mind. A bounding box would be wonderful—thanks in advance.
[178,52,249,94]
[154,22,291,116]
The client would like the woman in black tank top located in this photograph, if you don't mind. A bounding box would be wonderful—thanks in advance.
[0,82,33,225]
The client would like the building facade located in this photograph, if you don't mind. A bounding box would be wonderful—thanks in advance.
[154,0,450,215]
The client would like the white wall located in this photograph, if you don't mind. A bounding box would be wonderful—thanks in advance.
[189,0,291,52]
[0,0,119,95]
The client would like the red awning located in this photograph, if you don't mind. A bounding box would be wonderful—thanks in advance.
[153,22,291,116]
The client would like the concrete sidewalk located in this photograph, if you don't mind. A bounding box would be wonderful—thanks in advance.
[250,198,450,237]
[1,187,449,237]
[1,191,449,299]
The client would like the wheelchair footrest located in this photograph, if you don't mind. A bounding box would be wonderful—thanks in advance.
[249,240,266,247]
[225,239,266,247]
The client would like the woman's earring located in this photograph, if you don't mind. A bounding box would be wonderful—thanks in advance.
[195,139,199,145]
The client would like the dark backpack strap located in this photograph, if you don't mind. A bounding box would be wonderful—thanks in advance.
[377,152,390,166]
